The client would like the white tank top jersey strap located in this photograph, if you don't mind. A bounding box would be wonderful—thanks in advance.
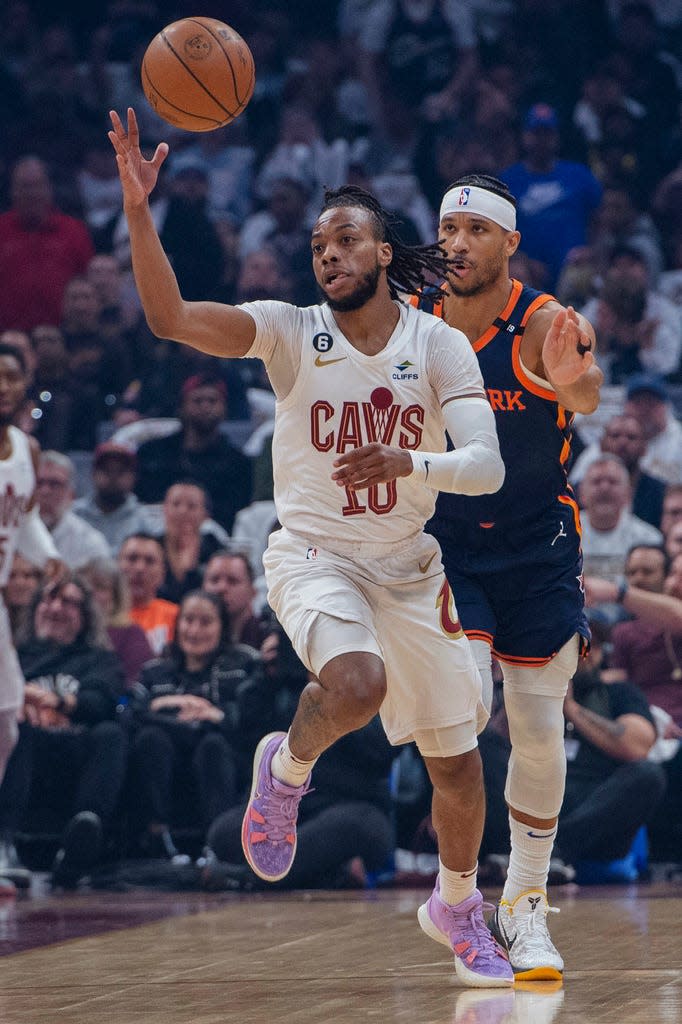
[239,299,485,555]
[0,426,35,587]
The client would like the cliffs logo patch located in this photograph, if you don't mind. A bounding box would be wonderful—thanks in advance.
[392,359,418,381]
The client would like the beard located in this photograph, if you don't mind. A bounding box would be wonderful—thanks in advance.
[320,263,381,312]
[447,252,507,298]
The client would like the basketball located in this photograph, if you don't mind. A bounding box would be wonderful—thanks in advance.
[141,17,255,132]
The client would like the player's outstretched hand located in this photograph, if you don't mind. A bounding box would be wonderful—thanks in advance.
[542,306,595,387]
[332,443,413,490]
[108,107,169,208]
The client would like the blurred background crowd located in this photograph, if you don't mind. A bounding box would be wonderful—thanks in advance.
[0,0,681,892]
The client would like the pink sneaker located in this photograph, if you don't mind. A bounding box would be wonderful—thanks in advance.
[418,885,514,987]
[241,732,311,882]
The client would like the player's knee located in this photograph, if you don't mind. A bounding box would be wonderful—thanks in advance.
[425,747,482,800]
[322,652,387,722]
[504,690,565,759]
[343,666,386,721]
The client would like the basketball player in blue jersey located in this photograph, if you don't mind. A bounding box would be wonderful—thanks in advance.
[414,174,602,981]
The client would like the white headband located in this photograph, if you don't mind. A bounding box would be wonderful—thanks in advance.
[439,185,516,232]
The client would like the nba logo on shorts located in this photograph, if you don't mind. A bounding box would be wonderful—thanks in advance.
[306,546,318,560]
[458,187,470,206]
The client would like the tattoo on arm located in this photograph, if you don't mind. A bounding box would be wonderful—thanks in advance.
[571,704,625,740]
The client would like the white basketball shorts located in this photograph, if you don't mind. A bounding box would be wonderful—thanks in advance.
[263,528,487,756]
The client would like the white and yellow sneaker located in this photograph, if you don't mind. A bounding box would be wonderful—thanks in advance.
[489,890,563,981]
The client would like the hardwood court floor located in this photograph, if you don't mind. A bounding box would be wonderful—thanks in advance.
[1,880,681,1023]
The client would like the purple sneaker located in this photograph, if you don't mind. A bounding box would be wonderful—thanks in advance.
[241,732,311,882]
[418,885,514,988]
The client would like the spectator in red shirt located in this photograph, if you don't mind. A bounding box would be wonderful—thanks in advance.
[0,156,94,332]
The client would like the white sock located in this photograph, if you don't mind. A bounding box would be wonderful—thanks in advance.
[502,814,555,905]
[270,733,317,787]
[438,858,478,906]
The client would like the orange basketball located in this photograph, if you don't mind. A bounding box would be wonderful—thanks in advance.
[141,17,255,132]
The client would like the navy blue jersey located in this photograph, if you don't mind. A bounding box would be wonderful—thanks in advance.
[413,281,589,662]
[416,280,580,546]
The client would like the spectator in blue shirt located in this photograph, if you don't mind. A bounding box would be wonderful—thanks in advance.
[500,103,603,288]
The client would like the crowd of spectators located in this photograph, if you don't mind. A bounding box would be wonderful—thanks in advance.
[1,0,682,890]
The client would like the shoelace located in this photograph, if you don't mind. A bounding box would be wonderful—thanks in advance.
[448,900,506,962]
[513,903,560,955]
[258,784,311,842]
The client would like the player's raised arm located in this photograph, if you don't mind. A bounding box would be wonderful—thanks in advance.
[108,108,256,357]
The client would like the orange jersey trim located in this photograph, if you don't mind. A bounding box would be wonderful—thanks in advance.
[558,493,582,537]
[408,292,444,318]
[510,290,560,400]
[493,649,555,667]
[520,292,554,328]
[465,629,494,646]
[511,332,557,401]
[473,279,524,352]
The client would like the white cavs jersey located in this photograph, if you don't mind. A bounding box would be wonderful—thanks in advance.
[240,299,485,552]
[0,426,34,586]
[0,426,35,712]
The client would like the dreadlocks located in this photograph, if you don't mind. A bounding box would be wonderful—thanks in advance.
[320,185,453,300]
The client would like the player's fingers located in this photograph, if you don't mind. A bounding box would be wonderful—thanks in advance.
[332,451,365,472]
[151,142,169,169]
[114,154,132,179]
[109,109,125,136]
[127,107,140,146]
[108,130,126,156]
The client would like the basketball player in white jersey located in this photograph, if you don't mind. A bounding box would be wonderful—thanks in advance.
[0,344,61,889]
[109,107,513,987]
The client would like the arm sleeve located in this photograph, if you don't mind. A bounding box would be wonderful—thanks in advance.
[409,396,505,495]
